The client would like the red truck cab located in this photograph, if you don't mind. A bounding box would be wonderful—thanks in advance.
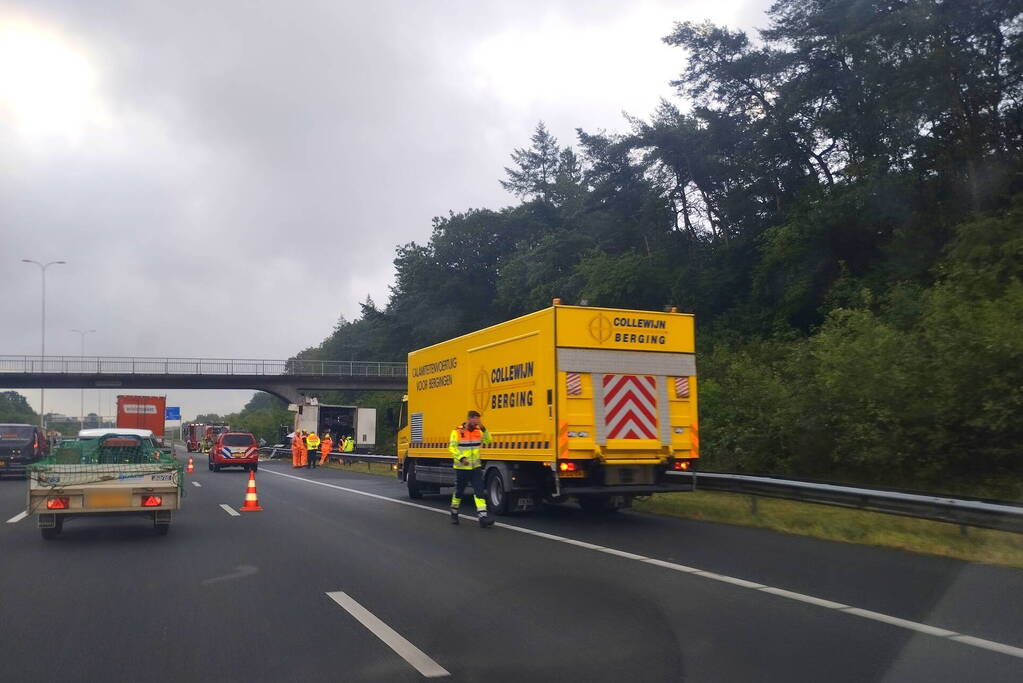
[208,432,259,472]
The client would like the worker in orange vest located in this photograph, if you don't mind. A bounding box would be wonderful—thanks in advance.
[292,430,307,468]
[319,432,333,465]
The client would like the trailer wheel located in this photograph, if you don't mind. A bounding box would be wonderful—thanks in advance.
[406,459,423,499]
[485,470,512,515]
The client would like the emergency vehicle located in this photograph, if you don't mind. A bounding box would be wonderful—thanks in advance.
[397,302,698,513]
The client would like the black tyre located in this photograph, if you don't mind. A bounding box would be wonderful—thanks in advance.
[208,458,214,471]
[406,459,423,499]
[213,463,221,472]
[250,464,258,472]
[485,470,511,515]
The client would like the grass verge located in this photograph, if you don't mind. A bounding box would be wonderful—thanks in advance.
[323,461,396,478]
[634,491,1023,570]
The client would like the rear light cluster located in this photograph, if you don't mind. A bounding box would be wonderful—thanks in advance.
[46,497,69,510]
[558,461,579,472]
[141,495,163,507]
[671,460,692,471]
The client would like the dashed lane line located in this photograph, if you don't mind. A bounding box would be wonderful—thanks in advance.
[6,511,28,524]
[326,591,449,678]
[219,504,240,517]
[262,467,1023,662]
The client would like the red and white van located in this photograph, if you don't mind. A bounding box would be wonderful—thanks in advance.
[208,432,259,472]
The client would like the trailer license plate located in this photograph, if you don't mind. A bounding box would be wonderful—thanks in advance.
[559,471,585,478]
[86,492,131,508]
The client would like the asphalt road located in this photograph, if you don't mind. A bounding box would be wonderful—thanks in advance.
[1,451,1022,682]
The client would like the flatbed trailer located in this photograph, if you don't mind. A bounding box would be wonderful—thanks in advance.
[27,434,183,539]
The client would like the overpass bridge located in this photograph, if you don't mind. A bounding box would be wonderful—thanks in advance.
[0,355,407,404]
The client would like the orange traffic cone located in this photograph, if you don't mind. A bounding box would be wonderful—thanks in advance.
[186,457,195,474]
[240,470,263,511]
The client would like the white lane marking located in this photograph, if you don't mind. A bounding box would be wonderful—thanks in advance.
[949,635,1023,659]
[263,468,1023,661]
[839,607,957,637]
[202,564,258,586]
[192,481,202,488]
[326,591,449,678]
[756,586,849,610]
[219,504,240,517]
[6,511,28,524]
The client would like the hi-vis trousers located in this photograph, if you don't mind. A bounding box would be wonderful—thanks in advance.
[451,468,486,512]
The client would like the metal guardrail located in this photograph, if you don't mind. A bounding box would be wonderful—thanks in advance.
[671,471,1023,533]
[258,447,396,467]
[0,355,407,377]
[250,446,1023,533]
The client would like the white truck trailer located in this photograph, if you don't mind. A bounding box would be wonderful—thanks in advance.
[290,400,377,451]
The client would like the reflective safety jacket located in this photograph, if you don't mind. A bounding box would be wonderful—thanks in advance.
[343,437,354,453]
[306,433,321,449]
[449,424,491,470]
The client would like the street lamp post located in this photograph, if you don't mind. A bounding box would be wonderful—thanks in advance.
[71,329,96,429]
[21,259,66,429]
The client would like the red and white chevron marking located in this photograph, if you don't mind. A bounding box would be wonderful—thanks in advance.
[566,372,582,395]
[674,376,690,399]
[603,374,658,439]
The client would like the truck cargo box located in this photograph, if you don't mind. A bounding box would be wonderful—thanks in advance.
[398,303,698,513]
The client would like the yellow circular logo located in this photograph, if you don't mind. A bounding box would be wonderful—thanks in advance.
[588,313,613,344]
[473,367,491,413]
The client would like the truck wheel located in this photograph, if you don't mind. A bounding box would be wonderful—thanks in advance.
[208,458,214,471]
[249,464,258,472]
[406,459,423,499]
[486,470,511,515]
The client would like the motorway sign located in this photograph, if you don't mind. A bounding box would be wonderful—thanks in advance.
[165,406,181,421]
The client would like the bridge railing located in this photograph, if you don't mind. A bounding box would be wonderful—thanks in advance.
[0,355,408,377]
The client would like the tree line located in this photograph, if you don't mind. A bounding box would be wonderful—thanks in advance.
[281,0,1021,494]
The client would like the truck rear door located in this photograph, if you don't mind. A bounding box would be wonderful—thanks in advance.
[555,307,698,463]
[356,408,376,447]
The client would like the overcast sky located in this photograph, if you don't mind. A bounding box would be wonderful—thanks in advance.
[1,0,770,422]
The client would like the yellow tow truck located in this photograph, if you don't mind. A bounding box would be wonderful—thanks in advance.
[397,301,699,513]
